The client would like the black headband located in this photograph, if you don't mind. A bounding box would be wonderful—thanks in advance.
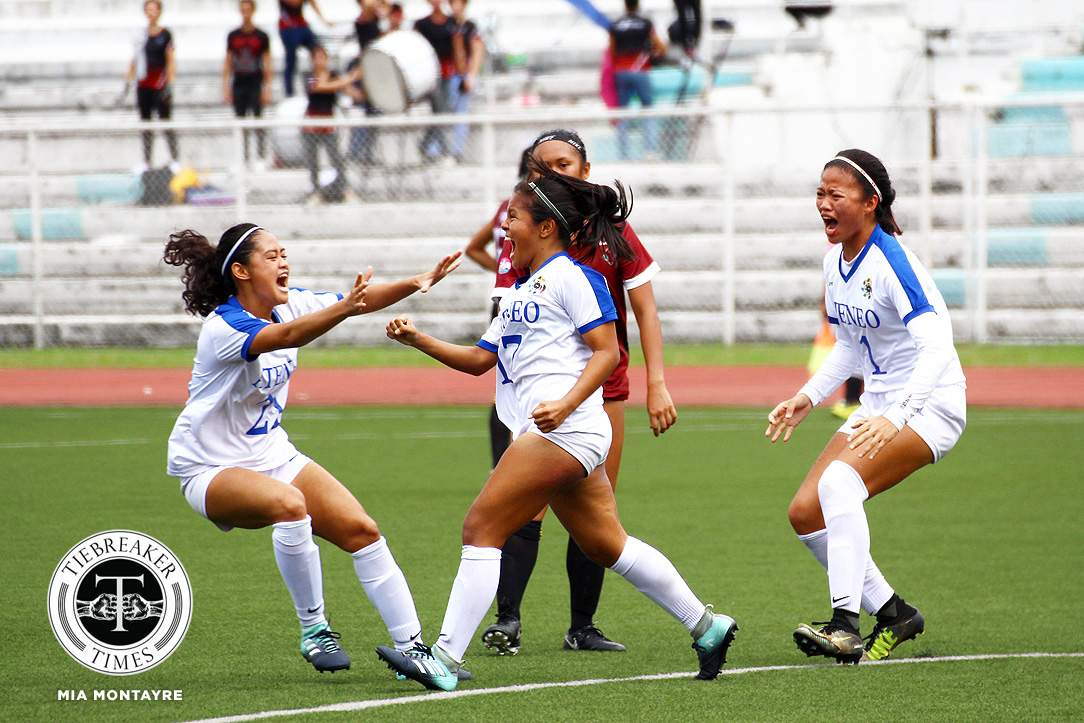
[532,131,586,160]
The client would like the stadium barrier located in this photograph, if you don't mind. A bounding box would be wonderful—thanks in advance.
[0,97,1082,347]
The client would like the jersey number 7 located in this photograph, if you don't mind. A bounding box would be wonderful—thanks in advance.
[496,334,523,385]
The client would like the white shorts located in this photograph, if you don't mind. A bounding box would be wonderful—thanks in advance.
[178,453,313,532]
[838,384,967,463]
[514,412,612,476]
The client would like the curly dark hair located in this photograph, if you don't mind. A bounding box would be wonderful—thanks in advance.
[162,223,261,316]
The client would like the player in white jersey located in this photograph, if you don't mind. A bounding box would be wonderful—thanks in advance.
[766,149,967,664]
[163,222,463,674]
[376,168,738,691]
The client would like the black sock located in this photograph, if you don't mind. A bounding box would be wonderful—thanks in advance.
[488,405,511,468]
[876,593,915,622]
[495,520,541,621]
[844,377,863,404]
[567,537,606,631]
[831,607,860,635]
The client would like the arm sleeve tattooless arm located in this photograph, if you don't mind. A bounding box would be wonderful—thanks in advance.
[798,333,861,407]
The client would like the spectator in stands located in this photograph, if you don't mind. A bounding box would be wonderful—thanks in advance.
[303,46,360,204]
[447,0,485,163]
[224,0,273,166]
[387,3,404,31]
[609,0,666,160]
[414,0,457,163]
[279,0,328,97]
[127,0,177,167]
[670,0,701,58]
[355,0,387,50]
[347,0,390,170]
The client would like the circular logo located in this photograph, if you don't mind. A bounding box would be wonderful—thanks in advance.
[47,530,192,676]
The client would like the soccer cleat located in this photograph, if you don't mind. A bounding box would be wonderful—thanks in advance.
[394,664,474,681]
[564,625,627,652]
[482,616,522,656]
[376,642,459,692]
[831,400,861,420]
[691,608,738,680]
[863,607,925,662]
[300,623,351,672]
[793,621,864,664]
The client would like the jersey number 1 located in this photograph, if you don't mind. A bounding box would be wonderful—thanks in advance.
[859,335,887,375]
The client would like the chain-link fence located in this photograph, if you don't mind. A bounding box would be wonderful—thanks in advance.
[1,99,1082,348]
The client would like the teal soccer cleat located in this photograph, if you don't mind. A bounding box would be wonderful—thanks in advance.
[300,622,351,673]
[376,642,459,691]
[691,606,738,680]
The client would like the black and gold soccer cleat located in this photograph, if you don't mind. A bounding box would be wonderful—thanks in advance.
[793,622,864,664]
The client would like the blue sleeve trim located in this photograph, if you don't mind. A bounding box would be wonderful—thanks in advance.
[578,314,617,335]
[827,316,839,325]
[902,305,935,325]
[476,339,498,353]
[873,230,933,321]
[578,264,618,320]
[336,292,344,301]
[217,303,270,361]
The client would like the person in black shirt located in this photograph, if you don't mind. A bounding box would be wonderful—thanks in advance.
[355,0,385,51]
[446,0,485,162]
[304,46,360,203]
[609,0,666,159]
[224,0,273,163]
[126,0,177,166]
[414,0,457,162]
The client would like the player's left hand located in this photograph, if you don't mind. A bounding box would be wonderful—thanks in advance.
[418,251,463,293]
[847,415,899,459]
[531,399,573,433]
[646,380,677,436]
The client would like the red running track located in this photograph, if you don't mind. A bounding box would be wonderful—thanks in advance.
[0,366,1081,408]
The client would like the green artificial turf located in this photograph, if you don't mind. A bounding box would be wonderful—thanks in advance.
[2,343,1083,369]
[4,406,1082,721]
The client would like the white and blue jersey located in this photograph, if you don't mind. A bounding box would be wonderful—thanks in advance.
[820,224,965,396]
[478,251,618,439]
[166,288,342,479]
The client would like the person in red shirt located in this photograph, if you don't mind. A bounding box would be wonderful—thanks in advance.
[126,0,177,166]
[279,0,328,97]
[224,0,273,164]
[608,0,666,159]
[480,128,678,655]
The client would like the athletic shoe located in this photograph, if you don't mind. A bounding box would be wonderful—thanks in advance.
[793,621,864,664]
[564,625,626,652]
[376,642,458,692]
[300,623,351,673]
[691,608,738,680]
[482,616,522,656]
[862,607,925,661]
[394,663,474,681]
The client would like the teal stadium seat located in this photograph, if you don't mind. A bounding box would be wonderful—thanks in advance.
[932,269,966,308]
[76,174,142,205]
[0,245,18,276]
[12,208,84,241]
[987,229,1049,266]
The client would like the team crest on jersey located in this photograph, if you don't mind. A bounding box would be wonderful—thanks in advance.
[529,276,546,294]
[862,277,872,300]
[498,258,512,274]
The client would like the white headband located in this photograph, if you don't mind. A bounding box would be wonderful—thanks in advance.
[831,156,881,200]
[220,225,262,277]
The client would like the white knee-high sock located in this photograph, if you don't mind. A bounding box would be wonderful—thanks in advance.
[798,529,895,614]
[352,536,422,651]
[436,546,502,663]
[272,516,326,628]
[610,536,706,632]
[817,461,870,614]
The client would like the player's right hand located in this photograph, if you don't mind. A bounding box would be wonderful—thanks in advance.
[344,267,372,316]
[765,393,813,443]
[386,316,419,346]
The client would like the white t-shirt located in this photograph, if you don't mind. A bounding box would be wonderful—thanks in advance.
[819,225,964,396]
[166,288,342,478]
[477,252,618,437]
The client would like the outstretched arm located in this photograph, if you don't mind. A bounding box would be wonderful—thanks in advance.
[249,271,370,355]
[363,251,463,313]
[386,316,496,376]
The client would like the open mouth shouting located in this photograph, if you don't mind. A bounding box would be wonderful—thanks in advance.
[276,271,289,293]
[821,214,839,239]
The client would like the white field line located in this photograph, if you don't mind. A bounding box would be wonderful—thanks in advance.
[183,651,1084,723]
[0,437,151,450]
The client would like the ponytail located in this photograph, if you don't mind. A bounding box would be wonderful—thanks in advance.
[517,159,634,261]
[163,222,261,316]
[825,148,902,236]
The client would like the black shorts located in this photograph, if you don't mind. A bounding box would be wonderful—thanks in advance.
[233,76,263,117]
[137,86,172,120]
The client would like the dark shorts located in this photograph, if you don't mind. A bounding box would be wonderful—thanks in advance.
[233,77,263,117]
[137,86,172,120]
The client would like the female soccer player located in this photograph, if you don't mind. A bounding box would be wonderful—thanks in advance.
[377,170,736,691]
[766,149,966,664]
[480,129,677,655]
[164,223,461,673]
